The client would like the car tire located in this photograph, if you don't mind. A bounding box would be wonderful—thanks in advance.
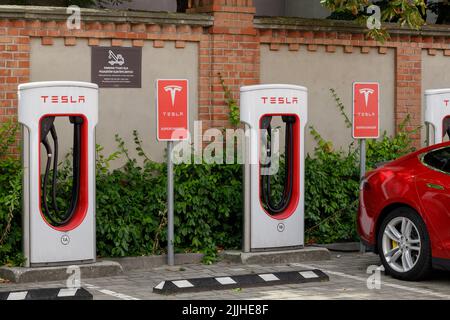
[377,207,432,281]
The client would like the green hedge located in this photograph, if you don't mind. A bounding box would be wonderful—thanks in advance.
[0,90,418,266]
[95,133,243,262]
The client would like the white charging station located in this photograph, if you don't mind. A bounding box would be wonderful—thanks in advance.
[240,84,308,252]
[18,81,98,267]
[425,88,450,145]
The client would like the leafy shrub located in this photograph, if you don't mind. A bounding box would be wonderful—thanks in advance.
[0,88,419,264]
[303,89,419,244]
[0,121,24,266]
[366,115,418,169]
[304,127,360,244]
[68,132,242,260]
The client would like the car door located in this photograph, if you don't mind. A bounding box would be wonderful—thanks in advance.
[415,146,450,260]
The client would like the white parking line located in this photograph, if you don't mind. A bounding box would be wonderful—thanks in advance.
[292,263,450,300]
[84,283,140,300]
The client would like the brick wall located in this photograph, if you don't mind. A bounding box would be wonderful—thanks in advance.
[0,8,211,156]
[1,4,450,154]
[190,0,259,132]
[0,19,30,155]
[254,19,450,148]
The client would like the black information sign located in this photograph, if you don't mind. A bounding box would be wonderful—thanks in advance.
[91,47,142,88]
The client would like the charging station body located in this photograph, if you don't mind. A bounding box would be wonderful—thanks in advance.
[19,81,98,267]
[425,88,450,145]
[240,84,308,252]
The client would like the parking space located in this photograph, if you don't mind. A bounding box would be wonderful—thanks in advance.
[1,252,449,300]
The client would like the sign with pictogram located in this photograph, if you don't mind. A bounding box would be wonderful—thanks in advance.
[352,82,380,139]
[156,79,189,141]
[91,47,142,88]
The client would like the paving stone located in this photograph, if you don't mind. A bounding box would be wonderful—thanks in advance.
[1,252,449,300]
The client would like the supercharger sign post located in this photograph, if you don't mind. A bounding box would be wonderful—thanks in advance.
[353,82,380,179]
[425,88,450,146]
[240,85,307,251]
[156,79,189,266]
[18,81,98,267]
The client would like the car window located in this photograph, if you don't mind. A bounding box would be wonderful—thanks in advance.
[423,147,450,174]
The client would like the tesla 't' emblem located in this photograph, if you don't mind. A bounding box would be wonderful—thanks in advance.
[164,85,183,107]
[359,88,374,108]
[61,234,70,245]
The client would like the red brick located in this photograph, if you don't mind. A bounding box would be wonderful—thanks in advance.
[111,39,123,46]
[64,37,76,46]
[0,37,13,43]
[360,46,370,54]
[153,40,165,48]
[379,47,388,54]
[326,45,336,53]
[88,38,100,46]
[269,43,280,51]
[288,43,300,51]
[428,48,437,56]
[14,37,29,44]
[307,44,317,52]
[344,46,353,53]
[116,23,131,32]
[131,23,146,32]
[41,37,53,46]
[11,69,29,76]
[175,40,186,49]
[132,39,145,47]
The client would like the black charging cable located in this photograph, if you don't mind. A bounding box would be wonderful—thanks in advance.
[260,116,295,215]
[41,116,83,226]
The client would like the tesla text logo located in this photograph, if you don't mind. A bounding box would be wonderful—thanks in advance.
[164,85,183,107]
[359,88,375,108]
[261,97,299,105]
[108,50,125,66]
[444,100,449,107]
[41,96,86,104]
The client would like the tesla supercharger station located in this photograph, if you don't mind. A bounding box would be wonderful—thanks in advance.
[240,84,307,252]
[425,88,450,146]
[19,81,98,267]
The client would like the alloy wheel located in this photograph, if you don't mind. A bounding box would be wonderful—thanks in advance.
[381,217,421,273]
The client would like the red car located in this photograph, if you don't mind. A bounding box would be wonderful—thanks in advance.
[358,142,450,281]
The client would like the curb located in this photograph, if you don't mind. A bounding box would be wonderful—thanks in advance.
[153,269,329,295]
[0,261,123,283]
[314,242,361,252]
[109,253,204,271]
[220,247,331,265]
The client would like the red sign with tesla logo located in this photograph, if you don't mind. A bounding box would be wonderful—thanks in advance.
[157,79,189,141]
[353,82,380,139]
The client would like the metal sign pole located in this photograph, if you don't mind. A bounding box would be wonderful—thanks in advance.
[360,139,366,179]
[359,138,366,254]
[157,79,188,266]
[167,141,175,266]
